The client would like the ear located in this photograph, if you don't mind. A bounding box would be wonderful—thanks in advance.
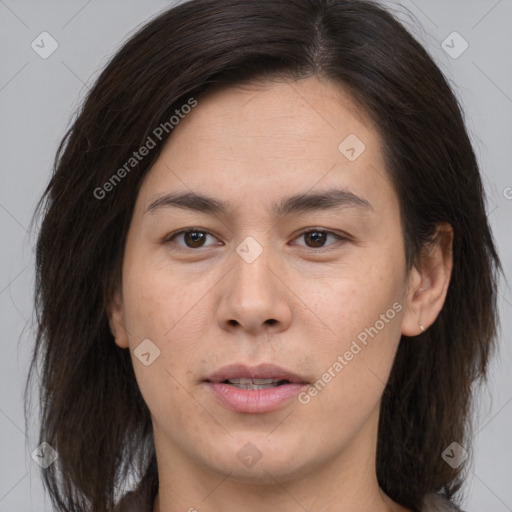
[107,288,130,349]
[401,222,453,336]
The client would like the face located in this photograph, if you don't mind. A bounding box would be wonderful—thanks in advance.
[110,76,425,484]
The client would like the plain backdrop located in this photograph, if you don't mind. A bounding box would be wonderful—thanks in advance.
[0,1,511,510]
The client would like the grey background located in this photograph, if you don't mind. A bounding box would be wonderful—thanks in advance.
[0,0,511,510]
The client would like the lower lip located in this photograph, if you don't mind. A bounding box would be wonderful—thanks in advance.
[205,382,305,413]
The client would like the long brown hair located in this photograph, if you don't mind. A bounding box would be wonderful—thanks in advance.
[26,0,501,511]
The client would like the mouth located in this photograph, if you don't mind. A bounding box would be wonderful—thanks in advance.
[218,377,293,390]
[205,362,308,386]
[204,363,309,413]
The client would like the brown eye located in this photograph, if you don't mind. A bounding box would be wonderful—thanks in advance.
[295,229,345,249]
[168,229,219,249]
[304,231,327,248]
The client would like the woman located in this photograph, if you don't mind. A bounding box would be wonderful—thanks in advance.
[26,0,501,511]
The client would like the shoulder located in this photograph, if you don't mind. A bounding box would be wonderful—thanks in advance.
[421,493,465,512]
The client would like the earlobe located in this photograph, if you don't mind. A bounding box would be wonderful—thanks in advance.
[401,223,453,337]
[107,289,130,349]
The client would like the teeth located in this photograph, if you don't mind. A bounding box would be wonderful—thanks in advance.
[226,378,286,389]
[228,378,277,384]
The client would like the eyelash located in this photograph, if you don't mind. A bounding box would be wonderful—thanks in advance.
[164,228,348,251]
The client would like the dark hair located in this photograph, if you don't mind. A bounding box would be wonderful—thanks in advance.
[26,0,501,511]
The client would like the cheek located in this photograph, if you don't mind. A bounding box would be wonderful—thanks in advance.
[305,255,404,339]
[121,257,211,396]
[124,278,198,428]
[122,253,202,342]
[302,252,405,398]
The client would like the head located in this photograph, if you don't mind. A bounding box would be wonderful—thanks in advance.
[27,1,501,511]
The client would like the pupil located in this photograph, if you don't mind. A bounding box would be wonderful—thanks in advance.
[307,231,325,247]
[185,231,205,247]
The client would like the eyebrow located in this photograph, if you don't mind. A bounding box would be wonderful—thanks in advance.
[145,188,373,217]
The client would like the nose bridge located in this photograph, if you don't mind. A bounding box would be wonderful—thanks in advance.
[232,234,275,300]
[217,232,292,333]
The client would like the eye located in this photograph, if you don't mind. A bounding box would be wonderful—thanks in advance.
[166,229,221,249]
[292,229,346,249]
[164,228,347,251]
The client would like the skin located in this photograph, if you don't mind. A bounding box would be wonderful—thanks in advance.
[109,76,453,512]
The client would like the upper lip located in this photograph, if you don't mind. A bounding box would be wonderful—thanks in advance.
[205,363,309,384]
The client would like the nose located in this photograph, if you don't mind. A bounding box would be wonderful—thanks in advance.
[216,238,292,336]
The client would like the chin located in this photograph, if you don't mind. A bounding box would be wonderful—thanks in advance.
[199,435,314,484]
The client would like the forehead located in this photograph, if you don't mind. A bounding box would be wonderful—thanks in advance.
[168,77,377,158]
[136,76,394,217]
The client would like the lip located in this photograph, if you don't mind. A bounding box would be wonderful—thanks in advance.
[204,363,309,414]
[206,363,307,384]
